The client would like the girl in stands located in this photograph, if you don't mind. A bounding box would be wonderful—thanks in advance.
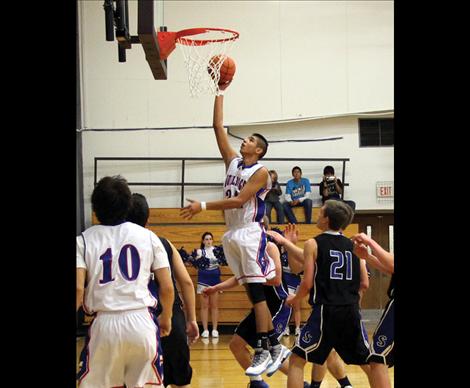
[195,232,222,338]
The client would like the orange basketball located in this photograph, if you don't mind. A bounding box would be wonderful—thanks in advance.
[208,55,236,85]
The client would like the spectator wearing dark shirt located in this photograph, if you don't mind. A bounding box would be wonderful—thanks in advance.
[319,165,356,211]
[265,170,285,224]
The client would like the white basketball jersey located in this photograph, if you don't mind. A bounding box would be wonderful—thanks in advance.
[76,222,170,314]
[223,157,271,228]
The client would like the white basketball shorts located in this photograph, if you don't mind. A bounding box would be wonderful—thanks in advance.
[77,308,163,388]
[222,222,276,284]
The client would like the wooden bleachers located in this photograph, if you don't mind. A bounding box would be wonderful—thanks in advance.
[91,207,359,324]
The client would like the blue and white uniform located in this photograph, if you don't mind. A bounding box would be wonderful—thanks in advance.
[196,246,222,294]
[222,157,275,284]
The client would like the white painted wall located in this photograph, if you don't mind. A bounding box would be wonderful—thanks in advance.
[81,114,393,227]
[78,0,393,128]
[78,0,394,227]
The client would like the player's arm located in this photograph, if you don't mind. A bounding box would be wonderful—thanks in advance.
[181,167,269,219]
[76,268,86,312]
[203,276,239,295]
[359,258,369,292]
[168,241,199,343]
[213,95,238,169]
[352,233,394,274]
[266,227,304,274]
[265,241,281,286]
[288,238,317,305]
[153,267,175,336]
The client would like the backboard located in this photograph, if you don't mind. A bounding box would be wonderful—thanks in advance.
[104,0,168,80]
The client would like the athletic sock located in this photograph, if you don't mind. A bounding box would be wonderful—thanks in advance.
[267,329,280,347]
[255,332,269,351]
[337,376,352,387]
[249,375,263,381]
[310,380,322,388]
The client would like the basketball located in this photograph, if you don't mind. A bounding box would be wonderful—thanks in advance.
[208,55,236,85]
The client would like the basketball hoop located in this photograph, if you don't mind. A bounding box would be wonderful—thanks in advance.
[157,28,239,97]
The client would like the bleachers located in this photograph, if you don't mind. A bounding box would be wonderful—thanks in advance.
[92,207,359,324]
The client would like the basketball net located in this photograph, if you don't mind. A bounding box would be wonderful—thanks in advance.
[176,29,239,98]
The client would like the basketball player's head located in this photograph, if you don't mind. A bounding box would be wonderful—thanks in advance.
[92,175,131,226]
[240,133,268,160]
[318,199,355,231]
[127,193,150,227]
[201,232,214,249]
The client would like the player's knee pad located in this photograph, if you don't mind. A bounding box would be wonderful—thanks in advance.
[246,283,266,305]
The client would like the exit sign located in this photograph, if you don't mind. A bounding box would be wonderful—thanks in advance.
[376,181,394,199]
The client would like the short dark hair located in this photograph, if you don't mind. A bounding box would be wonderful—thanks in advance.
[92,175,131,226]
[127,193,150,227]
[252,133,268,159]
[323,165,335,175]
[323,199,354,231]
[292,166,302,174]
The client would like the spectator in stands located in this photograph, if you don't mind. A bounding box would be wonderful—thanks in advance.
[319,165,356,211]
[195,232,222,339]
[127,193,199,388]
[283,166,313,224]
[265,170,285,224]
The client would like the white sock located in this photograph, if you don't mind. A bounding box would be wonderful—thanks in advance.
[249,375,263,381]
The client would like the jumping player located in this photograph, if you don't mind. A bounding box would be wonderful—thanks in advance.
[180,83,289,376]
[286,200,372,388]
[76,176,174,388]
[352,232,394,388]
[203,229,291,388]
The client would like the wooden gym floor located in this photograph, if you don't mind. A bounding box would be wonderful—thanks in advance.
[76,330,394,387]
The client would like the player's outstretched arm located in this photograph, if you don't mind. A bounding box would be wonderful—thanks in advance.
[352,233,394,274]
[213,94,238,169]
[154,267,175,336]
[169,241,199,343]
[180,168,268,220]
[203,276,238,295]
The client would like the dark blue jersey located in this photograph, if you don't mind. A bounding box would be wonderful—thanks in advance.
[309,232,361,306]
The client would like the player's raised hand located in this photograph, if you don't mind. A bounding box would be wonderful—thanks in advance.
[351,232,372,246]
[218,79,232,91]
[266,229,286,245]
[353,241,369,259]
[186,320,200,344]
[283,223,299,244]
[180,198,202,220]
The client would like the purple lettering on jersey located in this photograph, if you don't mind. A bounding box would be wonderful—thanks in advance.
[119,244,141,281]
[225,174,247,191]
[99,248,115,284]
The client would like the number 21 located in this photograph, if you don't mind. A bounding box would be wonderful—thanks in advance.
[329,250,352,280]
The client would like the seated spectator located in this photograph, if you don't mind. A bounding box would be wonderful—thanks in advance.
[265,170,285,224]
[319,165,356,211]
[282,166,313,224]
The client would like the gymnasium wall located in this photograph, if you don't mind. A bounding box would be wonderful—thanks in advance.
[78,0,394,228]
[81,115,393,227]
[78,1,393,128]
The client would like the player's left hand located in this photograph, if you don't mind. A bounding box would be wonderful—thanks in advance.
[186,320,200,344]
[285,294,297,307]
[180,199,202,220]
[284,223,299,244]
[158,315,172,337]
[353,241,369,259]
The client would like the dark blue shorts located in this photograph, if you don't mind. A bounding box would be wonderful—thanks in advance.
[291,304,370,365]
[367,298,394,367]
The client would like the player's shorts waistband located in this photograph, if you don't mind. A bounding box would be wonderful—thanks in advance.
[226,222,262,230]
[96,307,150,316]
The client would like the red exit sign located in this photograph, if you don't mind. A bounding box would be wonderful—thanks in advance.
[376,182,394,198]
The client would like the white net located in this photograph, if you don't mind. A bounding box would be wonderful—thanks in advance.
[176,29,238,97]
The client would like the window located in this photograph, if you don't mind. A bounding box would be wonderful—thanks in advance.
[359,118,394,147]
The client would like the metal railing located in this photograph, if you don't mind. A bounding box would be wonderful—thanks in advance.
[94,157,350,207]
